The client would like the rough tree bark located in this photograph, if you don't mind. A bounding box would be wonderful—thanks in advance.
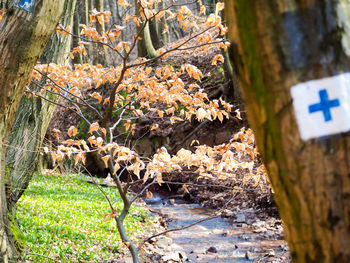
[73,0,83,65]
[6,0,76,227]
[148,1,162,50]
[135,0,157,58]
[225,1,350,262]
[94,0,110,65]
[0,1,65,261]
[160,0,169,45]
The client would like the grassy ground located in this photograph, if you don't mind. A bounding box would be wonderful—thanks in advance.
[17,173,155,262]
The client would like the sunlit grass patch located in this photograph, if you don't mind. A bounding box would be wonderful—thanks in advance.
[17,173,154,262]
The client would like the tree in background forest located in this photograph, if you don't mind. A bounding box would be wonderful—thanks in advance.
[225,1,350,262]
[0,1,66,261]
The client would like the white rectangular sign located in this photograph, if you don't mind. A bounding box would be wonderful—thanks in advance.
[15,0,35,13]
[291,73,350,140]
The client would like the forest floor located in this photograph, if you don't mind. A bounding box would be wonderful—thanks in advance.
[17,173,163,262]
[18,172,290,263]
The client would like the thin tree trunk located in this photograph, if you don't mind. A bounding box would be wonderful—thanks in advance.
[160,0,169,45]
[82,0,91,62]
[225,1,350,262]
[0,1,65,260]
[222,49,238,100]
[114,0,125,42]
[148,2,161,50]
[73,0,83,65]
[94,0,109,65]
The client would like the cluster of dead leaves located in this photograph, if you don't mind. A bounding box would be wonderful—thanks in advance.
[30,57,231,125]
[144,128,268,189]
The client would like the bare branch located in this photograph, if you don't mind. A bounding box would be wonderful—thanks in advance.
[81,166,116,213]
[34,68,103,119]
[130,178,157,204]
[138,186,242,250]
[140,214,220,250]
[126,26,217,69]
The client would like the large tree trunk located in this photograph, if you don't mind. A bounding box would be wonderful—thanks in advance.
[0,1,65,260]
[6,0,76,225]
[225,1,350,262]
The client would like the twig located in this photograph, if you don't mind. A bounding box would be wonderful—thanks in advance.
[130,178,156,204]
[34,68,103,119]
[142,214,220,245]
[162,180,268,192]
[139,185,242,250]
[126,26,217,69]
[170,119,209,151]
[24,90,70,110]
[81,166,115,213]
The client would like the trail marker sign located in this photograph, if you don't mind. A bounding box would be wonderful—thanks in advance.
[15,0,35,13]
[291,73,350,140]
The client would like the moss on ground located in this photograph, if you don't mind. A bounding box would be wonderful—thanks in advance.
[17,173,155,262]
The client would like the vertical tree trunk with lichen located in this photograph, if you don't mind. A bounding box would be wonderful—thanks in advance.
[135,0,157,58]
[6,0,76,226]
[93,0,110,65]
[160,0,169,45]
[225,1,350,262]
[0,1,65,260]
[148,1,162,50]
[73,0,83,65]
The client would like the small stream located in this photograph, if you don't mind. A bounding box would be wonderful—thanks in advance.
[146,194,290,262]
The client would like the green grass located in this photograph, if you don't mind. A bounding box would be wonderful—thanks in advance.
[17,173,154,262]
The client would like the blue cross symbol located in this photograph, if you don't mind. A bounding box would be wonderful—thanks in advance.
[308,89,340,122]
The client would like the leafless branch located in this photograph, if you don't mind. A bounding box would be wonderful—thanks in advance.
[130,178,157,204]
[140,214,220,248]
[138,186,241,250]
[81,166,116,212]
[34,68,103,119]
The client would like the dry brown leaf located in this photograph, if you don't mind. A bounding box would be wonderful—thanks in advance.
[89,122,100,134]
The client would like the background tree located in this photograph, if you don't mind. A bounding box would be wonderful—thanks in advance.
[225,1,350,262]
[135,0,158,58]
[0,1,65,260]
[94,0,110,65]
